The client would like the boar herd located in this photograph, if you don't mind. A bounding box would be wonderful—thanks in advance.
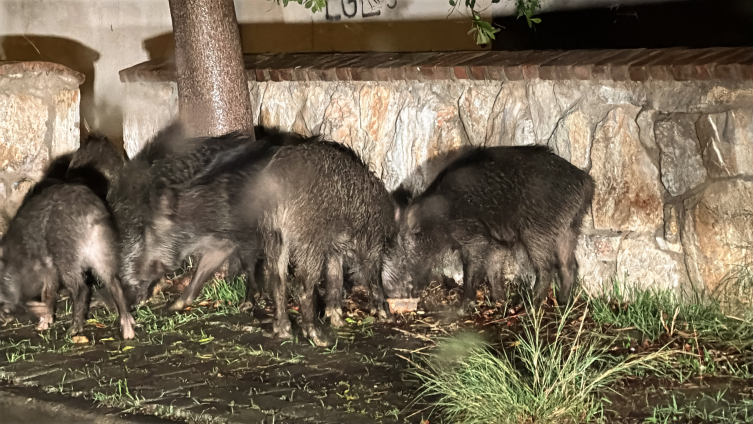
[0,123,594,346]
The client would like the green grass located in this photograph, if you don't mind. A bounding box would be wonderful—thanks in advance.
[90,378,145,412]
[713,264,753,318]
[198,276,246,306]
[413,298,673,424]
[589,279,753,344]
[1,338,41,363]
[645,392,753,424]
[133,277,247,334]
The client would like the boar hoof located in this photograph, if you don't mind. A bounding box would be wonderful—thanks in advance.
[273,319,292,340]
[167,298,188,311]
[239,301,255,313]
[305,327,331,347]
[325,307,345,328]
[68,323,83,336]
[371,306,393,322]
[121,314,136,340]
[36,315,53,331]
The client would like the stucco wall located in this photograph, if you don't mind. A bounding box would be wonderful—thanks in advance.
[0,0,484,142]
[119,48,753,300]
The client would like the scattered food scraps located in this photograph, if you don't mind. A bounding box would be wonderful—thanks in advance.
[72,335,89,344]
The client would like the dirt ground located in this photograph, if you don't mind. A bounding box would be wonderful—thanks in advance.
[0,283,440,424]
[2,280,753,424]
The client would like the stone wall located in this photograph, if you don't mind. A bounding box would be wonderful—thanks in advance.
[0,61,83,233]
[120,48,753,297]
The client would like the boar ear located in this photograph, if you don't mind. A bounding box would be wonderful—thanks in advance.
[405,204,422,233]
[392,186,413,223]
[150,189,177,215]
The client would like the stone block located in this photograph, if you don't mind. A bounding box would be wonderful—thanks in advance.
[682,179,753,292]
[654,114,707,196]
[590,108,665,233]
[696,110,753,178]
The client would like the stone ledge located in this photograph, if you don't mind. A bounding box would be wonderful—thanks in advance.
[119,47,753,84]
[0,61,85,86]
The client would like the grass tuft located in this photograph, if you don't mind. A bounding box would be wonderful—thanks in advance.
[91,378,144,412]
[413,297,673,424]
[198,276,246,310]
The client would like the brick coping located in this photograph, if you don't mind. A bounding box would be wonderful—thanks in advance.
[0,61,85,85]
[119,48,753,84]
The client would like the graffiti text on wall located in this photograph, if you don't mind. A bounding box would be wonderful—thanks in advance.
[326,0,397,20]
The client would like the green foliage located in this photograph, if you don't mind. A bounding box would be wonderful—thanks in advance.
[516,0,542,28]
[589,279,753,344]
[646,393,753,424]
[271,0,326,13]
[468,11,500,45]
[198,276,246,308]
[450,0,544,43]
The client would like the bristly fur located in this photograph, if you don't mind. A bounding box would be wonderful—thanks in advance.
[116,124,311,308]
[0,133,135,339]
[135,132,283,311]
[67,132,126,200]
[107,121,196,305]
[245,139,399,346]
[383,145,594,306]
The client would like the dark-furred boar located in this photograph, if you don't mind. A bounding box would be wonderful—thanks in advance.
[0,134,134,339]
[245,140,398,346]
[383,145,593,307]
[136,131,290,312]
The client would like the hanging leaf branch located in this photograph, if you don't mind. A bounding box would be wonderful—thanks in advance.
[268,0,544,45]
[516,0,542,28]
[272,0,327,13]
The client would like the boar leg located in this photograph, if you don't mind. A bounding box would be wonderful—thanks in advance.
[239,255,264,313]
[555,230,579,305]
[267,234,292,340]
[298,261,330,347]
[485,249,508,305]
[28,276,57,331]
[368,262,391,321]
[324,255,345,327]
[63,272,91,336]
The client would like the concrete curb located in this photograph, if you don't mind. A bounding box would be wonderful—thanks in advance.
[0,389,172,424]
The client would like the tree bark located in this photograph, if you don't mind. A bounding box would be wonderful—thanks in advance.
[168,0,254,139]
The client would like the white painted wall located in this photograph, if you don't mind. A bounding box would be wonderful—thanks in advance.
[0,0,672,141]
[0,1,174,140]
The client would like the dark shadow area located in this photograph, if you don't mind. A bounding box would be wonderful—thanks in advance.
[394,145,477,197]
[1,36,124,145]
[143,32,174,63]
[492,0,753,50]
[142,18,487,60]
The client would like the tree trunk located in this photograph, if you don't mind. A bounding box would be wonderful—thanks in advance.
[168,0,254,139]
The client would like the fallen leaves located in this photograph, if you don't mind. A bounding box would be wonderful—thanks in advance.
[86,318,106,328]
[72,335,89,344]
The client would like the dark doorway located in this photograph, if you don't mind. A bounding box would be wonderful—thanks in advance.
[492,0,753,50]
